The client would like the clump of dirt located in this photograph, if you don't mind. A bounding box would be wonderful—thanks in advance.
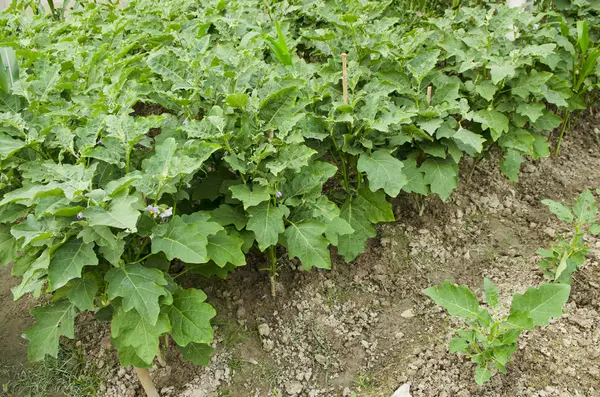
[1,112,600,397]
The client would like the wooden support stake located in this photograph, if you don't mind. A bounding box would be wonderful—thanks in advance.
[135,367,160,397]
[427,85,432,105]
[341,53,348,105]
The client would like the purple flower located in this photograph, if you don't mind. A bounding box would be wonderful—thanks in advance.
[96,139,103,147]
[160,207,173,219]
[183,119,189,125]
[146,205,159,215]
[76,212,84,220]
[275,191,283,198]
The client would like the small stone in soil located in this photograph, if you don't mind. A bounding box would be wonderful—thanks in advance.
[401,308,415,318]
[258,323,270,337]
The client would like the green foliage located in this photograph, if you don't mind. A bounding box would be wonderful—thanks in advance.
[426,280,570,385]
[0,0,598,373]
[538,190,599,283]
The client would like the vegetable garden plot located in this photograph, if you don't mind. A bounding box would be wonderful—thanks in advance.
[0,0,599,393]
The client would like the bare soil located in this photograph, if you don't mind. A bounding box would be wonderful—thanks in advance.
[0,267,34,387]
[1,112,600,397]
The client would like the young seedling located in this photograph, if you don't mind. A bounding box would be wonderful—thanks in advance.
[538,189,600,283]
[425,279,570,385]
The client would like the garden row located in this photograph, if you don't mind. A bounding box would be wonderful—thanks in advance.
[0,0,598,384]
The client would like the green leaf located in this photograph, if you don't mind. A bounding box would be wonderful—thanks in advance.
[475,365,492,385]
[111,307,171,367]
[449,335,470,354]
[542,86,569,107]
[225,93,249,109]
[181,213,223,236]
[453,129,485,154]
[151,216,209,263]
[501,150,524,182]
[337,198,375,262]
[311,197,341,222]
[284,220,331,270]
[505,310,534,330]
[421,157,458,201]
[541,199,574,223]
[420,142,447,158]
[259,86,298,130]
[425,280,488,321]
[418,118,444,136]
[210,204,247,231]
[105,264,169,325]
[12,249,50,300]
[0,134,26,160]
[66,276,98,311]
[229,185,271,209]
[48,239,98,291]
[142,137,200,181]
[573,190,597,224]
[180,343,214,366]
[475,80,498,101]
[284,161,337,199]
[509,283,571,327]
[483,278,499,308]
[266,145,316,176]
[511,71,553,99]
[83,194,140,231]
[532,134,550,159]
[489,64,516,84]
[473,109,509,141]
[354,188,395,223]
[324,216,354,246]
[24,301,76,362]
[10,215,54,248]
[246,202,289,251]
[103,115,160,155]
[516,103,546,123]
[401,158,428,196]
[0,183,63,207]
[337,189,393,261]
[166,288,216,347]
[357,150,407,196]
[148,49,194,90]
[0,47,19,92]
[407,49,440,82]
[577,20,590,54]
[206,231,246,267]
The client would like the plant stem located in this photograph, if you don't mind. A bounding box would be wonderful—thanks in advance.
[340,155,350,192]
[267,245,277,297]
[156,348,166,367]
[132,252,153,264]
[125,148,131,173]
[555,111,571,156]
[134,367,159,397]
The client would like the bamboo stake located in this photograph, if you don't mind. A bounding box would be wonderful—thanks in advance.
[135,367,160,397]
[341,53,348,105]
[426,85,432,105]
